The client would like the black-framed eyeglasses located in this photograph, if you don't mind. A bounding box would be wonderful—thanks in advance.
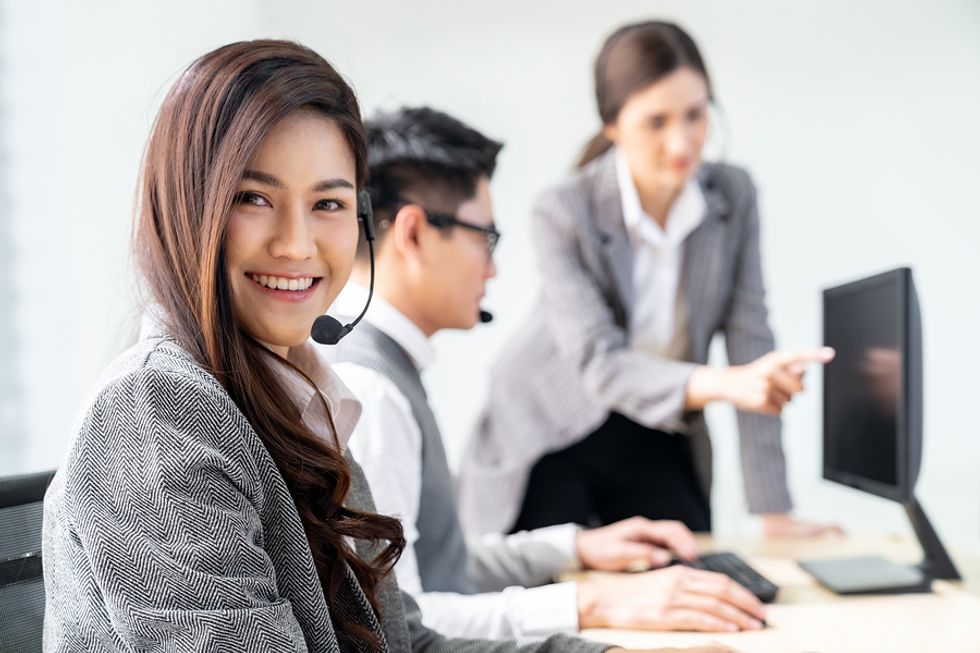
[379,197,502,258]
[422,210,500,257]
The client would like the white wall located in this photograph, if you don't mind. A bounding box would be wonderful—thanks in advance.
[3,0,978,553]
[1,0,263,470]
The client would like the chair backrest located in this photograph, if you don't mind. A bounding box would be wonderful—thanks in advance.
[0,469,56,653]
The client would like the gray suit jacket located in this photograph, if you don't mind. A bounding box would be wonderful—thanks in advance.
[459,150,792,535]
[42,336,610,652]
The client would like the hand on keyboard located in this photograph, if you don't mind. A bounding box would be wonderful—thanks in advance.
[577,564,767,632]
[675,552,779,603]
[576,517,700,571]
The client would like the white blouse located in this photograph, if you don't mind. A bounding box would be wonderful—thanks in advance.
[615,147,706,361]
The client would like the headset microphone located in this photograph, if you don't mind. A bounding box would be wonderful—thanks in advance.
[479,310,494,324]
[311,190,376,345]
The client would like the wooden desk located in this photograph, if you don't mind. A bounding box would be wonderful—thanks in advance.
[578,535,980,653]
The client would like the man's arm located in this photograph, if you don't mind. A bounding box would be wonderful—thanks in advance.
[466,524,581,591]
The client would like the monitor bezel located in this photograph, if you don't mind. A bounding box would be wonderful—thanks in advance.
[822,267,912,503]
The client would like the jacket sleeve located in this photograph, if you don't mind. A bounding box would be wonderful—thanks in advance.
[465,524,580,591]
[64,366,310,651]
[532,185,697,429]
[720,174,793,514]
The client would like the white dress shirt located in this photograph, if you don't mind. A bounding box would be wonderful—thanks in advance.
[615,147,706,362]
[331,284,582,639]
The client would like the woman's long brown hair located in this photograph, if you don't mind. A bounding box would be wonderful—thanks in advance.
[134,40,404,648]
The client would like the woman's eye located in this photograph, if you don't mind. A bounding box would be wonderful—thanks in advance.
[649,116,667,130]
[687,108,705,123]
[315,199,345,211]
[235,191,269,207]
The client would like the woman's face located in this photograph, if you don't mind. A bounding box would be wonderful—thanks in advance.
[604,67,710,192]
[225,109,359,356]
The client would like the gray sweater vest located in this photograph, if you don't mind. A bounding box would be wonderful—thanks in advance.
[327,322,475,595]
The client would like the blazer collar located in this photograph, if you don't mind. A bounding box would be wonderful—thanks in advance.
[589,149,627,238]
[588,150,634,310]
[590,151,731,238]
[682,166,733,355]
[696,164,731,224]
[587,151,731,315]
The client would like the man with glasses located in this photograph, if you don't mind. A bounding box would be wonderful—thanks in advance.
[323,107,766,640]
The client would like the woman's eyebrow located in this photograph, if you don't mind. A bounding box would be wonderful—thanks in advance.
[243,169,281,187]
[241,169,353,193]
[312,178,354,192]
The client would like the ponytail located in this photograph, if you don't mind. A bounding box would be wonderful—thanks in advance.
[576,130,614,168]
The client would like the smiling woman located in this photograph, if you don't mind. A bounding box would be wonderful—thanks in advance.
[39,40,411,652]
[126,42,408,649]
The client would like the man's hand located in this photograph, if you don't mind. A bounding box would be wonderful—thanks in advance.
[577,565,767,632]
[576,517,699,571]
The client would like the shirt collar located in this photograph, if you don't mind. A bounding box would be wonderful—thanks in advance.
[276,342,362,452]
[140,305,361,452]
[615,147,707,249]
[331,283,435,372]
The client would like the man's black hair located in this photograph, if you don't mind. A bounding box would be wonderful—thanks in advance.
[360,106,503,257]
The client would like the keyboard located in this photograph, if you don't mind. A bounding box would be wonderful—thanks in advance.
[675,551,779,603]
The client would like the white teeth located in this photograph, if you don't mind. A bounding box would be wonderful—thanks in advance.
[248,274,315,291]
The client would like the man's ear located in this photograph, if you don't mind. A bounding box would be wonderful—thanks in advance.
[390,204,427,263]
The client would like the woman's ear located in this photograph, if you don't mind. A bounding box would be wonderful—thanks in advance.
[602,122,619,145]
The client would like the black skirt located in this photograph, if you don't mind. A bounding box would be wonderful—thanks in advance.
[511,412,711,533]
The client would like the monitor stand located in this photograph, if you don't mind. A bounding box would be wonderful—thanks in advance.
[799,496,961,595]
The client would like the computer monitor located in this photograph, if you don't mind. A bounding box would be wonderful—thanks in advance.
[823,266,921,501]
[800,268,960,594]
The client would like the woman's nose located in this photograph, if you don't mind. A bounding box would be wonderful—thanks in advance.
[664,126,693,158]
[269,204,316,260]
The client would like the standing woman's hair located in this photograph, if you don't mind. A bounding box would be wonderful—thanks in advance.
[134,40,404,648]
[578,21,713,167]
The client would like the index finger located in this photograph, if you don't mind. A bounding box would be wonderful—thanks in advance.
[771,346,836,369]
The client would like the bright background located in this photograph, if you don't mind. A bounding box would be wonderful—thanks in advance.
[2,0,978,552]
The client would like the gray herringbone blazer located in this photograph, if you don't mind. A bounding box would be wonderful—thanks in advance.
[458,150,791,536]
[42,336,610,652]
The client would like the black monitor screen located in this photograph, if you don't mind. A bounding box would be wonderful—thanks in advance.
[824,277,901,491]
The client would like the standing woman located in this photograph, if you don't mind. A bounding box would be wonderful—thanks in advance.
[459,21,837,538]
[41,40,679,653]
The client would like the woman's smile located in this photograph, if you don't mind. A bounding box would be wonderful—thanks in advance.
[245,271,323,302]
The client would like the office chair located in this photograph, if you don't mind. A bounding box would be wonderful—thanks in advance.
[0,469,56,653]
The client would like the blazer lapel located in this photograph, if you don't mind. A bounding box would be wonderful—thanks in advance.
[684,169,731,358]
[591,151,635,318]
[338,452,389,652]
